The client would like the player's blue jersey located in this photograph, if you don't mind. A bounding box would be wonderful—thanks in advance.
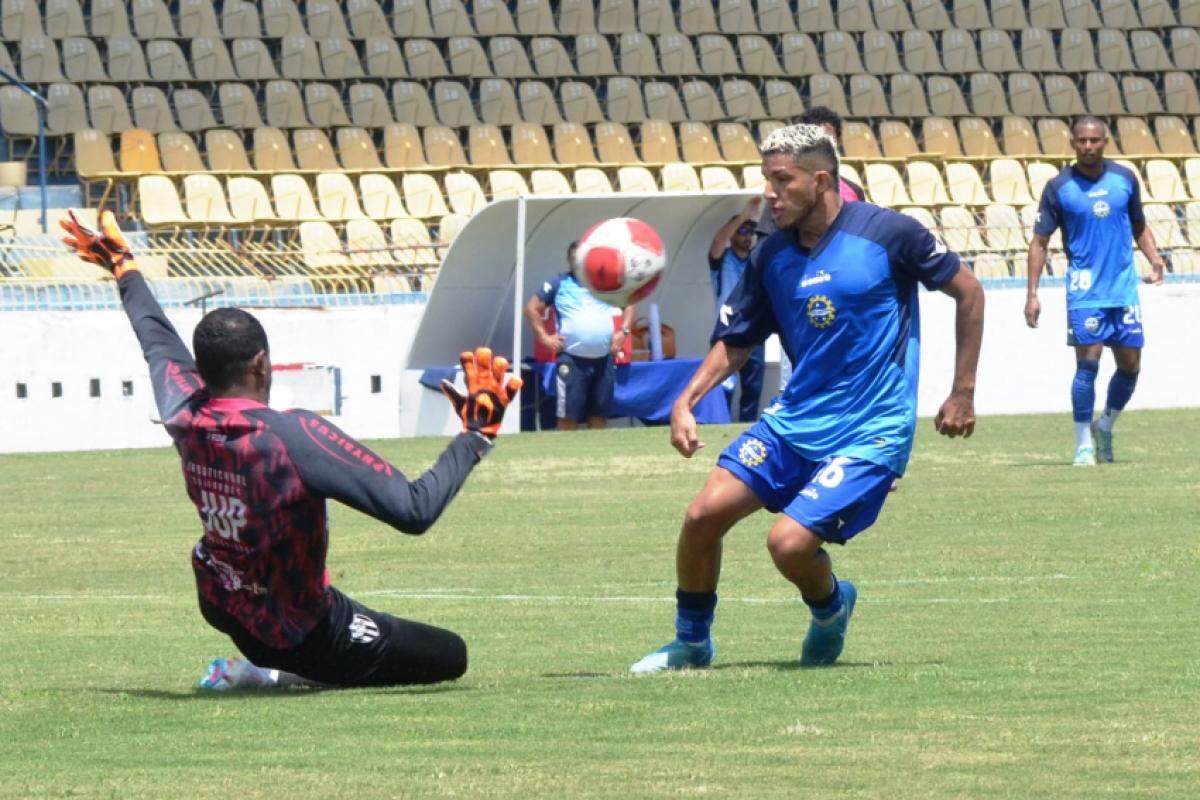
[1034,161,1144,310]
[536,271,617,359]
[713,202,960,475]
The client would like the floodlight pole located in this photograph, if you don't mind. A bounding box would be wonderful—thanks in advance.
[509,196,527,436]
[0,68,48,234]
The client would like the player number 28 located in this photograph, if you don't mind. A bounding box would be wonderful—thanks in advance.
[1122,305,1142,325]
[1068,269,1093,292]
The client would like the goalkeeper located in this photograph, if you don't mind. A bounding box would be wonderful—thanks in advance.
[61,210,521,690]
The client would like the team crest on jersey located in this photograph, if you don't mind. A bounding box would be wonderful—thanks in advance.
[737,438,768,467]
[806,294,836,329]
[557,363,570,377]
[348,613,380,644]
[1092,200,1110,219]
[1084,315,1102,333]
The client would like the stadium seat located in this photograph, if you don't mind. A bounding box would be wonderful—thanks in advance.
[643,82,687,122]
[190,36,237,82]
[1059,28,1098,71]
[384,123,429,168]
[434,81,480,127]
[1027,160,1061,198]
[422,126,469,167]
[46,0,87,37]
[946,162,992,204]
[88,86,134,135]
[597,0,636,33]
[959,117,1002,156]
[531,168,572,194]
[1144,160,1189,202]
[836,0,875,31]
[741,165,765,189]
[1100,0,1140,28]
[431,0,475,36]
[1044,75,1087,116]
[795,0,837,31]
[347,84,393,129]
[469,123,513,166]
[46,83,88,138]
[516,0,556,34]
[491,37,536,78]
[306,83,352,128]
[519,81,564,124]
[346,0,389,38]
[901,30,945,72]
[683,80,726,121]
[995,116,1038,158]
[872,0,915,29]
[74,128,117,184]
[1155,117,1196,155]
[270,174,323,222]
[436,213,471,249]
[337,127,384,170]
[1097,28,1135,71]
[573,33,616,76]
[359,173,408,219]
[320,38,366,80]
[738,34,784,75]
[1137,0,1175,26]
[1008,72,1051,117]
[823,31,865,74]
[659,32,702,78]
[637,0,677,34]
[131,87,177,133]
[678,121,721,163]
[362,36,407,78]
[979,28,1020,72]
[863,30,903,74]
[1121,75,1164,116]
[899,206,938,231]
[850,74,890,117]
[621,31,662,74]
[61,37,108,83]
[639,119,681,162]
[606,77,648,122]
[222,1,261,37]
[865,163,914,205]
[556,0,596,33]
[528,37,575,78]
[573,167,614,194]
[765,80,806,119]
[928,76,970,117]
[315,172,366,221]
[448,35,492,77]
[1036,118,1073,155]
[145,39,192,82]
[489,169,530,199]
[1085,72,1127,115]
[393,0,435,36]
[953,0,992,29]
[262,0,305,37]
[990,0,1029,28]
[592,122,640,165]
[1117,118,1159,155]
[1164,72,1200,115]
[911,0,953,28]
[205,129,252,171]
[512,122,555,164]
[717,122,759,161]
[138,175,189,229]
[695,33,737,75]
[719,0,760,32]
[1019,28,1062,71]
[307,0,351,38]
[989,158,1035,204]
[922,117,963,156]
[757,0,798,31]
[554,122,599,164]
[660,162,700,191]
[1144,203,1188,247]
[345,218,392,269]
[970,74,1012,117]
[560,81,605,124]
[299,220,352,272]
[1130,30,1174,72]
[253,127,297,172]
[1064,0,1102,28]
[941,29,983,73]
[809,74,850,116]
[840,122,880,158]
[971,253,1012,278]
[405,38,449,79]
[392,82,438,127]
[21,37,65,83]
[841,162,865,190]
[132,0,179,38]
[890,74,932,117]
[183,173,237,226]
[880,121,920,158]
[390,217,439,268]
[906,161,951,204]
[940,206,987,253]
[265,80,311,129]
[91,0,132,37]
[1171,28,1199,70]
[478,79,521,126]
[231,37,277,80]
[1184,202,1200,244]
[984,203,1027,252]
[781,32,823,75]
[227,176,278,224]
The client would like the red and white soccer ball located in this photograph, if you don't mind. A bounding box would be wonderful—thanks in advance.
[575,217,667,308]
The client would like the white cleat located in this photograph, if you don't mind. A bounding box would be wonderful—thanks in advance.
[1073,445,1096,467]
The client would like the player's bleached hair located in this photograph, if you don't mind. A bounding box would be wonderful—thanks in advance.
[759,123,840,180]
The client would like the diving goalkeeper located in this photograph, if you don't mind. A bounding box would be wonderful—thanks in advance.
[61,210,521,689]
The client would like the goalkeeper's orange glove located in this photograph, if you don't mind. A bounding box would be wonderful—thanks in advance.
[440,347,523,439]
[60,209,136,279]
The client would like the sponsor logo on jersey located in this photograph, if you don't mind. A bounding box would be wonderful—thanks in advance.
[1092,200,1110,219]
[800,270,832,288]
[737,438,768,467]
[806,294,836,329]
[800,487,820,500]
[1087,188,1109,198]
[348,613,380,644]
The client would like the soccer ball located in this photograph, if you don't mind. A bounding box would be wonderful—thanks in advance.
[575,217,667,307]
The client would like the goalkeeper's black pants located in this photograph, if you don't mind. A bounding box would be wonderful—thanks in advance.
[199,587,467,687]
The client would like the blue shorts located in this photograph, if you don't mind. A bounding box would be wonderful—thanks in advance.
[555,353,615,421]
[716,421,897,544]
[1067,305,1144,348]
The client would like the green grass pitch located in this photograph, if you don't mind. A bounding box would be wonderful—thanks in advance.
[1,409,1198,799]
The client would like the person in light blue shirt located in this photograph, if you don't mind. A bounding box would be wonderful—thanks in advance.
[631,124,985,674]
[708,197,765,422]
[524,242,635,431]
[1025,116,1166,466]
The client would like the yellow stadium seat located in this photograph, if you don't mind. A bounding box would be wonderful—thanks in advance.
[1097,27,1134,71]
[836,0,874,31]
[301,83,349,129]
[478,78,522,126]
[468,123,512,166]
[320,37,366,80]
[512,122,555,164]
[573,33,617,77]
[316,172,367,220]
[640,119,681,162]
[278,34,322,80]
[717,122,759,161]
[1085,71,1126,115]
[679,121,721,163]
[437,213,472,248]
[1144,204,1188,247]
[606,77,648,123]
[146,39,193,82]
[841,122,881,158]
[990,0,1028,27]
[840,162,864,189]
[1171,28,1200,70]
[946,163,992,204]
[889,74,932,118]
[222,1,261,37]
[1137,0,1175,26]
[89,85,134,135]
[518,81,564,124]
[899,206,938,231]
[597,0,637,33]
[865,163,914,206]
[423,126,469,167]
[62,37,108,83]
[253,126,297,171]
[307,0,350,38]
[384,123,428,169]
[91,0,132,37]
[46,0,87,37]
[390,217,439,269]
[989,158,1034,204]
[1100,0,1139,28]
[491,37,535,78]
[1001,115,1041,156]
[206,129,252,171]
[360,36,406,78]
[75,129,118,178]
[434,80,480,127]
[1116,118,1159,156]
[392,81,438,127]
[1019,28,1061,71]
[738,34,785,75]
[701,165,739,190]
[959,117,1001,157]
[941,29,982,72]
[261,0,305,37]
[138,175,190,229]
[638,0,678,33]
[159,131,204,172]
[1036,118,1073,156]
[971,253,1012,278]
[742,165,765,189]
[271,175,323,222]
[560,81,605,124]
[953,0,992,28]
[346,0,389,38]
[922,117,963,156]
[714,0,756,33]
[516,0,556,34]
[359,173,408,219]
[621,31,663,75]
[265,80,311,128]
[592,122,638,164]
[558,0,597,34]
[183,173,237,225]
[489,169,530,199]
[1130,29,1173,71]
[780,32,822,75]
[131,0,178,38]
[1183,202,1200,244]
[530,36,576,77]
[1059,27,1097,70]
[880,120,920,158]
[299,220,351,271]
[872,0,914,29]
[404,38,449,79]
[1154,117,1196,155]
[905,161,951,204]
[531,168,572,194]
[393,0,435,36]
[337,127,384,171]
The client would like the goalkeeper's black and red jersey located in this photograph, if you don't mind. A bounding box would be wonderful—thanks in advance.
[118,272,490,648]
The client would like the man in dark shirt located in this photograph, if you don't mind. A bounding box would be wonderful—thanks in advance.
[61,211,521,689]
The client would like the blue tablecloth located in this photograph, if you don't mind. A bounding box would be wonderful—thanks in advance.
[419,358,730,427]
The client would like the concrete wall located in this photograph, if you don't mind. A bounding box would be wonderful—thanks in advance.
[1,284,1196,454]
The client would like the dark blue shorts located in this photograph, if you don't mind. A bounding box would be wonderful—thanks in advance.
[1067,305,1144,348]
[716,421,897,544]
[555,353,615,421]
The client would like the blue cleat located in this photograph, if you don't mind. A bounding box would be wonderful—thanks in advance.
[800,580,857,666]
[629,638,715,674]
[198,657,275,691]
[199,657,238,691]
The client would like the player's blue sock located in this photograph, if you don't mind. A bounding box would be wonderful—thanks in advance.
[1104,369,1138,414]
[804,577,843,621]
[1071,359,1100,424]
[675,589,717,644]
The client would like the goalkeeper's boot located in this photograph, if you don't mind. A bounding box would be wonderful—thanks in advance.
[800,580,857,666]
[1073,445,1096,467]
[629,638,714,674]
[1093,425,1113,464]
[198,657,274,691]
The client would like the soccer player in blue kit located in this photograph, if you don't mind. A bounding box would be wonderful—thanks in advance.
[1024,116,1166,466]
[630,124,985,673]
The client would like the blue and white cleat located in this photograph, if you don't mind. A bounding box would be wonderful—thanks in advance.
[198,657,273,691]
[629,638,714,674]
[1093,427,1113,463]
[800,580,857,666]
[1073,445,1096,467]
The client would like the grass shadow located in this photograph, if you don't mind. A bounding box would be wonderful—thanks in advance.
[89,684,472,701]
